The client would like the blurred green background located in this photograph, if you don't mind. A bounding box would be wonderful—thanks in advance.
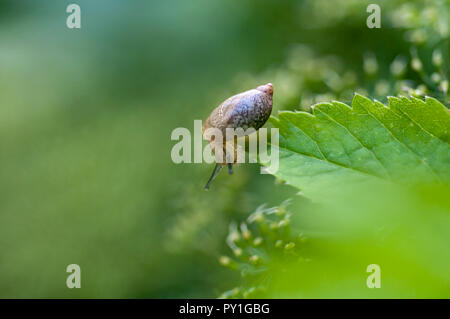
[0,0,448,298]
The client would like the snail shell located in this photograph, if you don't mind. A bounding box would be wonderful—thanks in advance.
[203,83,273,136]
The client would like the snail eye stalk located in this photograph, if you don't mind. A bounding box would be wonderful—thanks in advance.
[204,164,223,190]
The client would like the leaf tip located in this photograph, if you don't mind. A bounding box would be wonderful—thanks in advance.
[352,92,372,107]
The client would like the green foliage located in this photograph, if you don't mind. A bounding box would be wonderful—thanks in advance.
[218,0,450,298]
[221,95,450,298]
[267,181,450,298]
[1,0,449,298]
[218,200,307,299]
[234,43,449,112]
[268,95,450,199]
[233,0,449,110]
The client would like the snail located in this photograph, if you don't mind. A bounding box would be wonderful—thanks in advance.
[202,83,273,189]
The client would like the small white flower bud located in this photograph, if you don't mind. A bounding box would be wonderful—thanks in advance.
[411,58,423,72]
[432,49,443,67]
[390,56,407,77]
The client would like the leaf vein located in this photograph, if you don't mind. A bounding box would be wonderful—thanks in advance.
[315,108,392,180]
[358,102,442,183]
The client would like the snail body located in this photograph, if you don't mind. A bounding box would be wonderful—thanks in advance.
[203,83,273,189]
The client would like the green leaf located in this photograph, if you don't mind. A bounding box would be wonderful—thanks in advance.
[268,94,450,198]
